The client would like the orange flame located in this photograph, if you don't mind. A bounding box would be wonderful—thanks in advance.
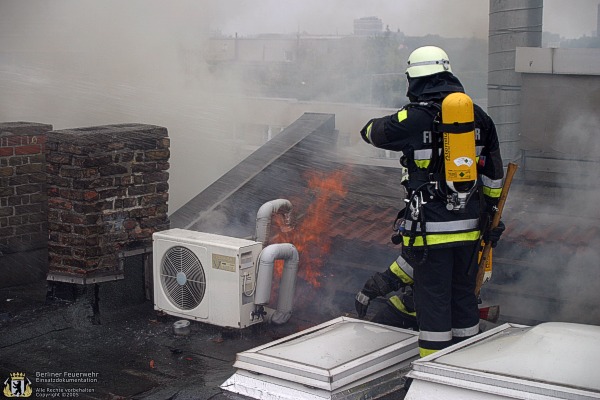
[273,169,348,287]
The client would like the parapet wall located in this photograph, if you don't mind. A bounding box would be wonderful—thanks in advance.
[0,122,53,287]
[0,122,53,254]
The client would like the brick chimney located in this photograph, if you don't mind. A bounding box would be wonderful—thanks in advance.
[45,124,170,284]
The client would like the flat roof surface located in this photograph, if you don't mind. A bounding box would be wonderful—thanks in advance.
[0,279,406,400]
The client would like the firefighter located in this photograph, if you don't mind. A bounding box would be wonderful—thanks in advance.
[355,255,419,331]
[357,46,506,357]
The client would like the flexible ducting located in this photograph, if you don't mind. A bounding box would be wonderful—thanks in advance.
[255,199,293,246]
[254,243,299,325]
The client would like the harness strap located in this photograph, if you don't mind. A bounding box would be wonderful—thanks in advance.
[410,171,443,182]
[403,184,430,265]
[439,121,475,133]
[418,202,428,265]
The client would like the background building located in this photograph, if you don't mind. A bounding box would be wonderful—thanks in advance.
[353,16,384,36]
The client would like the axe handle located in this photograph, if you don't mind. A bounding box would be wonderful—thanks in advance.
[475,162,518,296]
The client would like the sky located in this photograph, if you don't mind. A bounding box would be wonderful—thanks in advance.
[208,0,600,39]
[1,1,597,48]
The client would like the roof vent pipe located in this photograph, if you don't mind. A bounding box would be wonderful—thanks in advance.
[254,243,299,325]
[255,199,293,247]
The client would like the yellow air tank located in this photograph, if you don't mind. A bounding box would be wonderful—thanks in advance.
[442,92,477,196]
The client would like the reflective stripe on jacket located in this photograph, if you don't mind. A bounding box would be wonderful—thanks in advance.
[389,255,414,285]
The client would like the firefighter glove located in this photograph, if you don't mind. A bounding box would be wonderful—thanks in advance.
[363,272,396,298]
[354,276,379,318]
[355,271,399,318]
[400,286,416,314]
[355,291,370,318]
[484,220,505,248]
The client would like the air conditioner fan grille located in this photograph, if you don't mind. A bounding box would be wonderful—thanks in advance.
[160,245,206,310]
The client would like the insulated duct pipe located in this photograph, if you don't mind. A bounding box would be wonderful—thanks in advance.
[254,243,299,325]
[488,0,543,163]
[255,199,293,247]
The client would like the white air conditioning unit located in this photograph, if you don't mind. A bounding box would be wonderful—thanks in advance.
[153,228,264,329]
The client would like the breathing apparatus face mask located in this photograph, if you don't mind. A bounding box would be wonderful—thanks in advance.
[406,72,465,103]
[406,74,418,102]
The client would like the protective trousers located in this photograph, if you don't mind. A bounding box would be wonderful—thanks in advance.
[408,243,480,357]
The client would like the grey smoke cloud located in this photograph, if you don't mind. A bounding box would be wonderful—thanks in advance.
[486,102,600,326]
[1,0,597,212]
[209,0,596,39]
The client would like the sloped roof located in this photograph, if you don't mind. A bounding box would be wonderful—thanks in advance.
[170,112,403,248]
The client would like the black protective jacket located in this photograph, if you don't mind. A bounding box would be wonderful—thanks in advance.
[360,72,504,249]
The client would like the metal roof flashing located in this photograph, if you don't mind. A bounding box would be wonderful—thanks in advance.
[221,316,419,399]
[406,322,600,400]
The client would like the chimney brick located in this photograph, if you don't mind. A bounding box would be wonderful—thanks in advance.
[46,124,170,280]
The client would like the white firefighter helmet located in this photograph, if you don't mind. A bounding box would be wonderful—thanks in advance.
[406,46,452,78]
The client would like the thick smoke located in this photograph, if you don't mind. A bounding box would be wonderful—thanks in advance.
[1,0,594,212]
[541,115,600,324]
[0,0,254,212]
[488,108,600,325]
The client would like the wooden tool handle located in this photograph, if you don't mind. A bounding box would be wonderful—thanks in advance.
[475,162,518,296]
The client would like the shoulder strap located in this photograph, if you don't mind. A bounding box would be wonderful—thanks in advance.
[404,101,441,116]
[411,102,443,177]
